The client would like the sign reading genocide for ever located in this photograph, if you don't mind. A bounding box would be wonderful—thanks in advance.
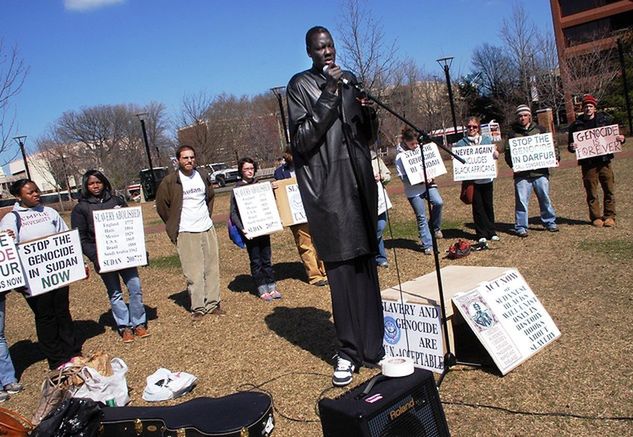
[401,142,447,186]
[17,229,86,296]
[509,132,558,172]
[234,182,283,238]
[452,269,560,375]
[377,182,392,216]
[573,124,622,160]
[93,207,147,273]
[452,144,498,181]
[0,232,25,292]
[382,300,444,373]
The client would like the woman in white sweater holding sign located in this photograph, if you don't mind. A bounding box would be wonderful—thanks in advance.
[0,179,82,370]
[71,170,149,343]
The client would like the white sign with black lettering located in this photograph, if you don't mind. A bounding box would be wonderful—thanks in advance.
[452,144,498,181]
[234,182,283,239]
[377,182,392,215]
[573,124,622,160]
[285,183,307,225]
[453,269,560,375]
[400,142,447,186]
[93,207,147,273]
[0,232,25,292]
[382,300,444,373]
[18,230,86,296]
[509,133,558,172]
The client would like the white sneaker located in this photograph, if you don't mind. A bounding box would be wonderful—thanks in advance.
[491,235,500,241]
[434,229,443,239]
[478,237,487,244]
[332,356,355,386]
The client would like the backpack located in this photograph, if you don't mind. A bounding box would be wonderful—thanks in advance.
[446,239,471,259]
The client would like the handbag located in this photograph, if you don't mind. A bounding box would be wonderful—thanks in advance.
[72,358,130,407]
[460,181,474,205]
[0,407,33,436]
[32,397,102,437]
[32,366,82,426]
[227,216,246,249]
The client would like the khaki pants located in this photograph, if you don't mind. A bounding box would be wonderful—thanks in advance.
[290,223,326,284]
[177,227,221,313]
[581,162,615,221]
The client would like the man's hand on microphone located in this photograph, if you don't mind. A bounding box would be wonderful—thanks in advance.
[324,64,343,93]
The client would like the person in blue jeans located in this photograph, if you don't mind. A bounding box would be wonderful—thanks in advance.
[395,128,444,254]
[372,151,391,267]
[0,292,23,402]
[71,170,149,343]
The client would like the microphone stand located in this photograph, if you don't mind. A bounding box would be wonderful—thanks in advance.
[347,81,480,388]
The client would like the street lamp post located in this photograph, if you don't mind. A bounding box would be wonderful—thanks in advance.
[270,86,290,148]
[436,57,459,139]
[13,136,31,180]
[136,112,156,198]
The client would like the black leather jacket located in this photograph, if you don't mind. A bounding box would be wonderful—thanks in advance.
[287,66,378,262]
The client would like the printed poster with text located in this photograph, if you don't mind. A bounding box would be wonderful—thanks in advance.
[452,269,560,375]
[401,142,447,186]
[93,207,147,273]
[573,124,622,160]
[509,132,558,172]
[285,183,308,226]
[377,182,392,216]
[234,182,283,239]
[0,232,25,292]
[452,144,498,181]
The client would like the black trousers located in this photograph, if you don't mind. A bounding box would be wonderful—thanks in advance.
[472,182,496,239]
[324,255,385,367]
[245,235,274,290]
[26,286,81,369]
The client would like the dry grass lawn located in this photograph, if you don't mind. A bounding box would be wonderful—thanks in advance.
[3,150,633,436]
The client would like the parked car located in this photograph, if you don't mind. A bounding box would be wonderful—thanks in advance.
[207,162,240,187]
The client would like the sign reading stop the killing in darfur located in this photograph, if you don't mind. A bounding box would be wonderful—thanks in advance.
[452,144,498,181]
[0,232,25,292]
[573,124,622,160]
[18,229,86,296]
[509,133,558,172]
[93,207,147,273]
[234,182,283,239]
[400,142,447,186]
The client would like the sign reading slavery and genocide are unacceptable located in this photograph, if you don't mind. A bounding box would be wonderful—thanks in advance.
[509,132,558,172]
[234,182,283,239]
[400,142,447,186]
[93,207,147,273]
[452,269,560,375]
[17,229,86,296]
[573,124,622,160]
[452,144,498,181]
[382,300,444,373]
[0,232,25,292]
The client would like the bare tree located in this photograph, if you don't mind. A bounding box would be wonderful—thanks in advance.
[0,40,28,157]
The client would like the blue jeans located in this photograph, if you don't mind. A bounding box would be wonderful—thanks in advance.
[100,267,146,331]
[408,187,443,250]
[376,212,388,265]
[514,175,557,232]
[245,235,275,295]
[0,295,17,386]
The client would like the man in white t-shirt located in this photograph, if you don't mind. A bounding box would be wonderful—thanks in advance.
[156,145,224,320]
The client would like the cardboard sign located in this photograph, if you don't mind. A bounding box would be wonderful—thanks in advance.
[0,232,25,292]
[273,178,307,227]
[400,142,447,185]
[18,229,86,296]
[573,124,622,160]
[382,300,444,373]
[234,182,283,238]
[509,132,558,172]
[452,269,560,375]
[93,207,147,273]
[452,144,498,181]
[377,182,392,215]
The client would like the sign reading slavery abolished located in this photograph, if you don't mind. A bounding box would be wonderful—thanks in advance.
[573,124,622,160]
[234,182,283,238]
[17,229,86,296]
[400,142,447,186]
[509,133,558,172]
[452,144,498,181]
[382,300,444,373]
[0,232,25,292]
[93,207,147,273]
[453,269,560,375]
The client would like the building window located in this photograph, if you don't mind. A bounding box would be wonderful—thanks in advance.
[559,0,619,17]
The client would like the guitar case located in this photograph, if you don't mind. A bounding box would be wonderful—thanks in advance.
[99,392,274,436]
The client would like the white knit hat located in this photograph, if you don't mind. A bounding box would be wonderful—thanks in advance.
[515,104,531,116]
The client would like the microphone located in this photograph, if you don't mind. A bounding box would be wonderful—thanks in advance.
[322,65,351,86]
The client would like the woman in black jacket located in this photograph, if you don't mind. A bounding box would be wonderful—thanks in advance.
[71,170,149,343]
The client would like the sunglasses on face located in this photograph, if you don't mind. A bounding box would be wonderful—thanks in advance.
[466,125,479,129]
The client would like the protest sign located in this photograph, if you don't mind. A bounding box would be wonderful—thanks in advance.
[377,182,392,215]
[509,132,558,172]
[573,124,622,160]
[382,300,444,373]
[274,178,307,227]
[400,142,447,185]
[234,182,283,238]
[18,229,86,296]
[453,269,560,375]
[0,232,25,292]
[452,144,498,181]
[93,207,147,273]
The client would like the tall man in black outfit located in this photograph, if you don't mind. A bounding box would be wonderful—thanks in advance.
[286,26,384,386]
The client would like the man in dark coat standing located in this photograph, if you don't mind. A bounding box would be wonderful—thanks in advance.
[286,25,384,386]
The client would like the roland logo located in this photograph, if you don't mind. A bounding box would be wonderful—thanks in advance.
[389,398,415,421]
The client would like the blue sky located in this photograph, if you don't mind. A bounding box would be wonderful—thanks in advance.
[1,0,553,167]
